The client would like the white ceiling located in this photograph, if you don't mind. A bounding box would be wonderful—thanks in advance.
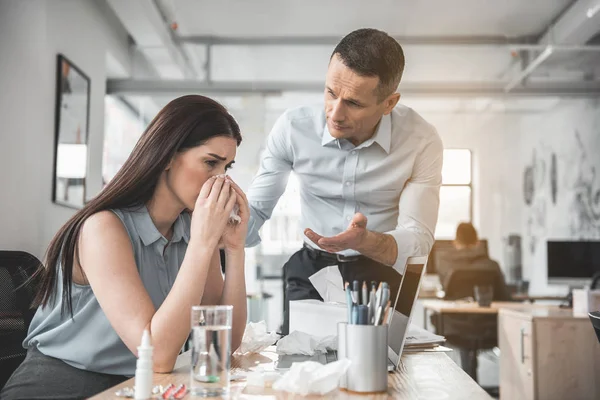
[161,0,573,37]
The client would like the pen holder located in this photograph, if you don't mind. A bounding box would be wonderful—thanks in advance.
[337,323,388,393]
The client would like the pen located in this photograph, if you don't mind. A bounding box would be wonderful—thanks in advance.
[368,290,375,323]
[351,304,359,325]
[345,282,353,323]
[361,281,368,306]
[357,305,368,325]
[352,280,360,305]
[382,300,392,325]
[369,282,377,324]
[375,283,390,325]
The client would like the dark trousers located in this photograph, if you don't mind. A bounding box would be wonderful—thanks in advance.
[1,347,128,400]
[282,246,403,334]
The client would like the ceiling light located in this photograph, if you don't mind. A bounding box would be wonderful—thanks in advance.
[587,4,600,18]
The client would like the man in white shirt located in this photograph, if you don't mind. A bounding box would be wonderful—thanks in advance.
[246,28,443,333]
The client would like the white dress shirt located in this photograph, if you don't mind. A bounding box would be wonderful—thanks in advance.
[246,104,443,272]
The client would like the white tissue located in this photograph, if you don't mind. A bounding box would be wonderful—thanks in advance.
[229,203,241,224]
[276,331,337,356]
[272,359,351,396]
[234,321,279,355]
[246,369,281,388]
[214,174,241,224]
[308,265,347,303]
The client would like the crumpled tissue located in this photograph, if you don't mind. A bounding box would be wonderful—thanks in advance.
[234,321,280,355]
[308,265,346,303]
[276,331,337,356]
[272,359,351,396]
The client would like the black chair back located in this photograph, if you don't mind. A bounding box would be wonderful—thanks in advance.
[589,311,600,344]
[0,251,41,387]
[442,266,510,301]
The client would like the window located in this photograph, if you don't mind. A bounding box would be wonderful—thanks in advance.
[435,149,472,238]
[258,173,303,255]
[102,96,145,185]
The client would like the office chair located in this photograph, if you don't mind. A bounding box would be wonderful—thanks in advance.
[0,251,41,388]
[431,266,510,384]
[442,266,511,301]
[590,312,600,344]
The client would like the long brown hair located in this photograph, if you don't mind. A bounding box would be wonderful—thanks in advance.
[33,95,242,316]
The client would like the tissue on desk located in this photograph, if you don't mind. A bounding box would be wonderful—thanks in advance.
[308,265,346,303]
[276,331,337,355]
[234,321,279,355]
[272,359,351,396]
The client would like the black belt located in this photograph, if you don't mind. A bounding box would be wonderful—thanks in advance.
[302,243,361,263]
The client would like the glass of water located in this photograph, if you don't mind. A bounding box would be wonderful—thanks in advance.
[190,305,233,397]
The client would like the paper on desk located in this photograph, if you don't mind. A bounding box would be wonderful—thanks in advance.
[276,330,337,355]
[308,265,346,303]
[272,359,351,396]
[404,324,446,347]
[234,321,280,355]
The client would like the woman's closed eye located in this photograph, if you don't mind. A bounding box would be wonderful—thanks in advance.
[205,159,234,171]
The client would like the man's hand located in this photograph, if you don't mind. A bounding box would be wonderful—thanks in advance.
[305,212,399,266]
[304,213,368,253]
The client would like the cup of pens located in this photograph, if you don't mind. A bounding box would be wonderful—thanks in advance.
[338,281,391,393]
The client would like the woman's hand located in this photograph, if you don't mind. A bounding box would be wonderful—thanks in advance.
[219,177,250,252]
[190,176,237,250]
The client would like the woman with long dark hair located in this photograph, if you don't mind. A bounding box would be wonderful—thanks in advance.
[1,95,249,399]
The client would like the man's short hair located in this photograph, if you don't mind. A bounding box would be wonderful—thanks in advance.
[455,223,479,247]
[331,28,405,102]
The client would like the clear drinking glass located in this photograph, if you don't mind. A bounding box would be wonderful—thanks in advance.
[190,305,233,397]
[474,285,494,307]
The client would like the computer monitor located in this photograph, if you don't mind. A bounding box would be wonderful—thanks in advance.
[547,241,600,286]
[427,239,488,274]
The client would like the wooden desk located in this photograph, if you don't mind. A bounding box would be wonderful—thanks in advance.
[92,348,491,400]
[499,307,600,399]
[422,300,564,328]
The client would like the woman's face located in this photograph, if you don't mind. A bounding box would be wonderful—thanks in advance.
[166,136,238,210]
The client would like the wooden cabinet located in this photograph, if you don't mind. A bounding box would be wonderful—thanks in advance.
[499,308,600,400]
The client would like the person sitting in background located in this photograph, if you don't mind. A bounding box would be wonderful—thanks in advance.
[438,222,510,301]
[1,95,249,400]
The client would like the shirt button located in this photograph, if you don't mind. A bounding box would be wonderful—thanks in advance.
[346,216,352,221]
[351,150,357,155]
[345,181,351,186]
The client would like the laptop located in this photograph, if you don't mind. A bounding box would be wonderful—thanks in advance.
[276,256,428,372]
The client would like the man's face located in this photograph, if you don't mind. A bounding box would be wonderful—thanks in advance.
[324,54,397,145]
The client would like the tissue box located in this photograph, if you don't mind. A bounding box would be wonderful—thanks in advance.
[573,289,600,316]
[289,299,347,337]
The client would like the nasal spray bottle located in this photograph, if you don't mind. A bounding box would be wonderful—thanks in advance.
[134,330,153,400]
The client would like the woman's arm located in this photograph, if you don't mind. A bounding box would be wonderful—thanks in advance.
[78,177,236,373]
[201,248,246,352]
[78,212,216,372]
[219,249,246,351]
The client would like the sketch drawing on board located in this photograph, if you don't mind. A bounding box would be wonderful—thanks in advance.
[568,131,600,239]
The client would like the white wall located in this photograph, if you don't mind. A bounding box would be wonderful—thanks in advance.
[0,0,130,258]
[519,98,600,293]
[424,110,523,268]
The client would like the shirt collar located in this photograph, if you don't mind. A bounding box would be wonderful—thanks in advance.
[321,123,338,147]
[130,206,190,247]
[321,114,392,153]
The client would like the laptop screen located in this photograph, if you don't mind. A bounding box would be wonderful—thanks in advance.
[387,261,426,364]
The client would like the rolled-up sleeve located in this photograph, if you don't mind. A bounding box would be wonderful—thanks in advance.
[245,113,294,247]
[387,130,443,272]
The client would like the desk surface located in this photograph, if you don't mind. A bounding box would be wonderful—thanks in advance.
[422,300,583,318]
[92,349,491,400]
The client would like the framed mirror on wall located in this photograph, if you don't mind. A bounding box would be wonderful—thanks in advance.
[52,54,90,209]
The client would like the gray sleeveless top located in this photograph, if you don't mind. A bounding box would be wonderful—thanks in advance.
[23,206,191,376]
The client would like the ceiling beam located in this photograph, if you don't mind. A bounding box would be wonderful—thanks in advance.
[174,35,537,47]
[504,0,600,91]
[107,79,600,97]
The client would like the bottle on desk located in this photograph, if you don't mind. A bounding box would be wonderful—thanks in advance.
[134,330,153,400]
